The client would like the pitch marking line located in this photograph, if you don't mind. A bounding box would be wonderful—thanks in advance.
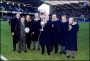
[0,55,8,61]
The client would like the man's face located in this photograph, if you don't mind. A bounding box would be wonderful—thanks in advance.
[45,15,49,21]
[16,14,20,19]
[62,16,66,21]
[52,15,57,20]
[26,16,30,21]
[21,18,25,23]
[35,13,39,18]
[69,18,74,24]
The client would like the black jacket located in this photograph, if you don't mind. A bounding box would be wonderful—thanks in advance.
[11,18,20,33]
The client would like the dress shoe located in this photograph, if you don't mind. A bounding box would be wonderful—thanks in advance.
[24,51,27,53]
[72,56,75,59]
[59,51,63,54]
[63,52,66,54]
[67,56,70,58]
[18,51,21,53]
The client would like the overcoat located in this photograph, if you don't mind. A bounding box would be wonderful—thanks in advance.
[59,21,69,46]
[39,20,52,45]
[11,18,20,43]
[51,20,60,44]
[31,19,41,41]
[65,23,79,51]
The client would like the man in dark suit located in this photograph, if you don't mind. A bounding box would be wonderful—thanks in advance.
[39,15,52,55]
[25,15,32,50]
[11,13,20,51]
[59,15,68,54]
[31,13,41,50]
[51,14,60,54]
[66,17,79,58]
[15,16,27,53]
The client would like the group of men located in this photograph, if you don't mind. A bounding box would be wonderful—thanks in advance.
[10,13,79,58]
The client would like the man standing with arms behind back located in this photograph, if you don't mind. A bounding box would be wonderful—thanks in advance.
[25,15,32,50]
[11,13,20,51]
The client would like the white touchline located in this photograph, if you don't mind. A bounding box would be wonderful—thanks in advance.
[0,55,8,61]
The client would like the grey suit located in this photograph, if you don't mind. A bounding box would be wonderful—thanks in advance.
[15,22,26,52]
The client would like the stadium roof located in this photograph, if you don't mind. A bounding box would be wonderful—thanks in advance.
[1,0,44,7]
[42,0,89,5]
[1,0,89,7]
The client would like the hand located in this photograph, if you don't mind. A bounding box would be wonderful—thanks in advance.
[32,32,35,34]
[40,29,43,31]
[52,24,54,27]
[40,29,42,31]
[73,22,77,25]
[69,25,72,30]
[12,32,14,35]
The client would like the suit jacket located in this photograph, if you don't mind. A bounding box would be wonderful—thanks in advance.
[51,20,60,43]
[65,23,79,51]
[11,18,20,33]
[15,22,26,41]
[39,20,52,45]
[31,19,41,41]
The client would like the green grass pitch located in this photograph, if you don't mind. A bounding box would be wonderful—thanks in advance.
[0,21,89,60]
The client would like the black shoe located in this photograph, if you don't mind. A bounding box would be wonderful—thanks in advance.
[72,56,75,59]
[28,48,30,50]
[42,52,44,55]
[28,48,31,50]
[59,51,63,54]
[38,48,40,50]
[50,50,52,52]
[13,49,16,51]
[67,56,70,58]
[63,52,66,54]
[48,53,50,55]
[33,48,35,50]
[29,48,31,50]
[54,52,58,54]
[18,51,21,53]
[24,51,27,53]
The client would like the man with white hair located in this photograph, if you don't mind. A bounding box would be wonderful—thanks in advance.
[66,17,79,58]
[31,13,41,50]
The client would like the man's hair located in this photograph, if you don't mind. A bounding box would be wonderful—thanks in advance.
[16,13,20,15]
[69,17,75,21]
[62,15,66,18]
[26,15,30,18]
[21,16,25,18]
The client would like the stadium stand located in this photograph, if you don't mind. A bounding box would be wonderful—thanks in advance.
[49,2,90,22]
[0,0,90,22]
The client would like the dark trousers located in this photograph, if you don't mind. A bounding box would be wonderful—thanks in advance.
[27,42,31,49]
[18,37,26,52]
[26,33,31,49]
[50,43,53,52]
[53,43,58,53]
[41,44,50,55]
[13,35,17,50]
